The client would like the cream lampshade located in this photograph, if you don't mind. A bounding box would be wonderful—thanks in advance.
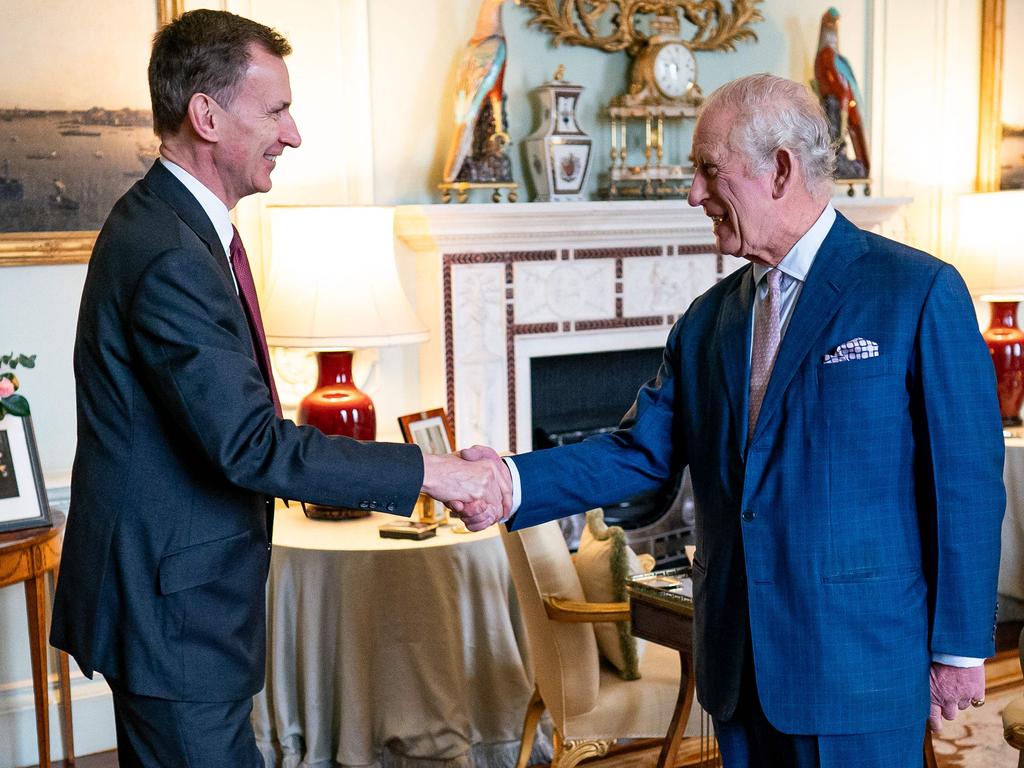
[957,191,1024,426]
[263,206,429,442]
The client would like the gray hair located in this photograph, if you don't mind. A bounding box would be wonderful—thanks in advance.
[699,73,836,198]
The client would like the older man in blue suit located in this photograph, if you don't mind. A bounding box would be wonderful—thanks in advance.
[466,74,1005,766]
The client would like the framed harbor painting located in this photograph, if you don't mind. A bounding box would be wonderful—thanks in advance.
[0,0,182,267]
[978,0,1024,191]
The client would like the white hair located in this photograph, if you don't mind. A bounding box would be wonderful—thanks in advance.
[699,73,836,198]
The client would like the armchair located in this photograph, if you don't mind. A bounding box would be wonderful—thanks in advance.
[500,522,707,768]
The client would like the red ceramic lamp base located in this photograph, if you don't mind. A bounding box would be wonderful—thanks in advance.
[297,350,376,518]
[982,297,1024,428]
[297,350,376,439]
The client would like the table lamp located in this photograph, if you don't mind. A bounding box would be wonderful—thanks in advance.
[263,206,429,514]
[957,191,1024,427]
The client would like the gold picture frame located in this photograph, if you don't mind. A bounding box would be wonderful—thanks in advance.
[977,0,1023,191]
[158,0,185,28]
[0,1,183,268]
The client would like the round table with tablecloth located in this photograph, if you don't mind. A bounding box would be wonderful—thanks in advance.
[252,503,551,768]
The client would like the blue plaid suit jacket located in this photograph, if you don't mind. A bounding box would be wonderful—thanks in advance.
[509,212,1006,734]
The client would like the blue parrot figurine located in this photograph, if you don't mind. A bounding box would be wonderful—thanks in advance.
[442,0,515,184]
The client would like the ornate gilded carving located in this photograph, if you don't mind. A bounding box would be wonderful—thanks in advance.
[520,0,763,55]
[551,733,615,768]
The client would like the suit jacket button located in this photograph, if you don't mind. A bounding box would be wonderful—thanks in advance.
[359,501,369,509]
[386,503,396,512]
[741,509,755,522]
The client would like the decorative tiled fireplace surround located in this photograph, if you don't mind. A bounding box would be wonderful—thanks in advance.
[394,198,910,455]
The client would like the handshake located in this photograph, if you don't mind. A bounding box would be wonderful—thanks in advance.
[420,445,512,531]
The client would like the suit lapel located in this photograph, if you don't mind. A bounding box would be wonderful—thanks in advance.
[141,160,232,283]
[714,264,755,451]
[747,213,868,448]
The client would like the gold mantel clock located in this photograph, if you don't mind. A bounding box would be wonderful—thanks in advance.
[520,0,763,198]
[623,15,700,107]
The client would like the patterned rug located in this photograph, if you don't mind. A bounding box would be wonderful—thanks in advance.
[932,684,1021,767]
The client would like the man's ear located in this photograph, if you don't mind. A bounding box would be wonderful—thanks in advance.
[186,93,219,142]
[771,148,794,199]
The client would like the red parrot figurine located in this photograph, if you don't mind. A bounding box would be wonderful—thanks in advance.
[813,7,870,179]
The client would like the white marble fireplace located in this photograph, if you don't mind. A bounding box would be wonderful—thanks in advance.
[395,198,910,455]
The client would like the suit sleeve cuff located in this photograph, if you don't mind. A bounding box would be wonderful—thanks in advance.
[932,653,985,667]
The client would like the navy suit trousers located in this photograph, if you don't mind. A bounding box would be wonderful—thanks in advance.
[714,641,924,768]
[111,685,263,768]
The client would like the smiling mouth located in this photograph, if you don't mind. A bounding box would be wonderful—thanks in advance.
[709,212,728,226]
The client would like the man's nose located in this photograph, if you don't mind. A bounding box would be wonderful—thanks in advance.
[687,174,706,207]
[281,113,301,149]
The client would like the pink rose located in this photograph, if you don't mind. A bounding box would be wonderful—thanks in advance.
[0,378,14,398]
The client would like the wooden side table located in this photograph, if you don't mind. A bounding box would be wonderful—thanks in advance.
[0,509,74,768]
[626,582,706,768]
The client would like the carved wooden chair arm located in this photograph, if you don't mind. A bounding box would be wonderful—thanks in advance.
[1003,696,1024,750]
[543,595,631,623]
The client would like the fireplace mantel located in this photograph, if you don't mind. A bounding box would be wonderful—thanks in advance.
[395,197,911,252]
[396,197,911,453]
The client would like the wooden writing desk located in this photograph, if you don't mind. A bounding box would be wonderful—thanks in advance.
[0,509,74,767]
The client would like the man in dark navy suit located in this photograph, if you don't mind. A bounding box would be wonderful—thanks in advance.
[466,74,1005,767]
[50,11,508,766]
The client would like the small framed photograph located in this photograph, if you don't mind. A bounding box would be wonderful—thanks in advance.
[398,408,455,456]
[0,415,51,534]
[399,408,455,526]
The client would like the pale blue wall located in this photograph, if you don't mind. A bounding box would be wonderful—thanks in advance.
[371,0,870,204]
[0,264,85,482]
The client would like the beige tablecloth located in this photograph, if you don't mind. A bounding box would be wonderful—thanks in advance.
[999,437,1024,603]
[253,506,551,768]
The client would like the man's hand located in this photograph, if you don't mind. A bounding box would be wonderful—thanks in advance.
[420,450,510,531]
[459,444,503,465]
[928,662,986,731]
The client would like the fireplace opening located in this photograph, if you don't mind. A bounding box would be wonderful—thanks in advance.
[530,347,694,567]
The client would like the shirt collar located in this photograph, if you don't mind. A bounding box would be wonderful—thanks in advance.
[751,202,837,286]
[158,157,234,257]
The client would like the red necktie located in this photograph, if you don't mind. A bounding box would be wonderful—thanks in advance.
[229,226,282,418]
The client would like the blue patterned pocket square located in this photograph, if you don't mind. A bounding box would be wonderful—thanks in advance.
[823,337,879,364]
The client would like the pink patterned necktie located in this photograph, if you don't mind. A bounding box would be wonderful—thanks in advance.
[748,268,782,440]
[229,226,282,418]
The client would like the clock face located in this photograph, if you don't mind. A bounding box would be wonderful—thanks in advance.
[653,42,696,99]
